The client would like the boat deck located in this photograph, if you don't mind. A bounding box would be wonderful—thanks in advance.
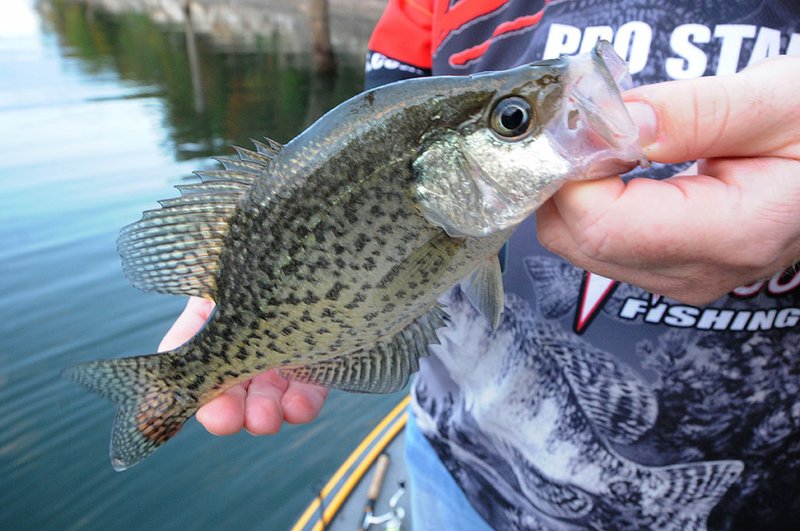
[292,396,412,531]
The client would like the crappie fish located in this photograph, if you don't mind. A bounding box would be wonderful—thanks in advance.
[65,41,645,470]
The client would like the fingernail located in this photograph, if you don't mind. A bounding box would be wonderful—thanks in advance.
[625,101,658,148]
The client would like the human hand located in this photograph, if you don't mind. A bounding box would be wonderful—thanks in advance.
[159,297,328,435]
[537,55,800,306]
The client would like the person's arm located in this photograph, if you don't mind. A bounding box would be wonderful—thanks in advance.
[536,55,800,306]
[159,297,328,435]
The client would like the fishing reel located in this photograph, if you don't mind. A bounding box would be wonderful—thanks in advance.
[361,482,406,531]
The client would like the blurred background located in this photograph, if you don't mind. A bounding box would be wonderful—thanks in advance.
[0,0,412,528]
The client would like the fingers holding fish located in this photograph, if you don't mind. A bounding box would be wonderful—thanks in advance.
[195,371,328,436]
[281,381,328,426]
[196,382,248,436]
[623,55,800,163]
[537,156,800,306]
[158,297,216,353]
[537,56,800,306]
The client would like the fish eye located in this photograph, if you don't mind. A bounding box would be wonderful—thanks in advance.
[490,96,534,139]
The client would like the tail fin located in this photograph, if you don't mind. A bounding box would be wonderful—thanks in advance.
[641,459,744,529]
[63,353,197,471]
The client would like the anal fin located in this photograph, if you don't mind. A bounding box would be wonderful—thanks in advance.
[281,306,448,393]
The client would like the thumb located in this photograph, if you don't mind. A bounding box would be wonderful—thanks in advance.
[623,56,800,164]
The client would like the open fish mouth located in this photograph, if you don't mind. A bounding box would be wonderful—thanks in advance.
[415,41,648,239]
[552,40,648,178]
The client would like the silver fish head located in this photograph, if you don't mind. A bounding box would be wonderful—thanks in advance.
[414,41,646,238]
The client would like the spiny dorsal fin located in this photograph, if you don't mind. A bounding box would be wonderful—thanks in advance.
[280,306,448,393]
[252,137,282,157]
[117,138,280,300]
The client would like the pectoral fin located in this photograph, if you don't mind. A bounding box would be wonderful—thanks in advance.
[461,255,505,329]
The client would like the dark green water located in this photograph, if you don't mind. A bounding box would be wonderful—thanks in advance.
[0,1,407,528]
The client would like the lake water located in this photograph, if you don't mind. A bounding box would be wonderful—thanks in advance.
[0,1,408,528]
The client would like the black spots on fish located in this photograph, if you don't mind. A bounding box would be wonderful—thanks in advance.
[325,281,347,301]
[344,291,367,310]
[257,278,270,292]
[313,222,328,244]
[302,291,320,305]
[285,292,302,306]
[321,308,335,318]
[235,351,248,361]
[281,258,302,276]
[229,312,247,328]
[333,244,347,256]
[300,309,314,323]
[329,338,344,352]
[369,204,385,217]
[281,321,300,336]
[389,207,406,223]
[400,232,416,245]
[354,233,371,253]
[376,224,393,236]
[382,303,396,314]
[363,90,375,106]
[294,224,310,239]
[303,336,317,346]
[186,374,206,392]
[268,341,286,355]
[334,257,346,270]
[364,312,378,321]
[316,327,330,336]
[315,256,330,269]
[264,310,278,319]
[361,256,378,271]
[344,209,359,224]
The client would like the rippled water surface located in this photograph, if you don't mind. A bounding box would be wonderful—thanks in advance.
[0,1,406,528]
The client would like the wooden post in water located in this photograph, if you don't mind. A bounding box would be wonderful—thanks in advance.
[184,0,205,113]
[308,0,336,75]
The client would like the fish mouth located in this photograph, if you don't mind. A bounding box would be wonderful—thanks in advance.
[550,41,648,179]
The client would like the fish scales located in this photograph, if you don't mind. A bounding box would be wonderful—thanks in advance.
[192,151,509,387]
[64,42,647,470]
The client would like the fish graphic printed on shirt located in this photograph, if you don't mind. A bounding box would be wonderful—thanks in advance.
[416,290,743,530]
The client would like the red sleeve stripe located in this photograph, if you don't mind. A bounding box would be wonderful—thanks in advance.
[368,0,434,69]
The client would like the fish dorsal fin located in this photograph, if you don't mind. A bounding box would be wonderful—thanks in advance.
[117,139,279,300]
[541,332,658,444]
[280,306,448,393]
[461,255,505,329]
